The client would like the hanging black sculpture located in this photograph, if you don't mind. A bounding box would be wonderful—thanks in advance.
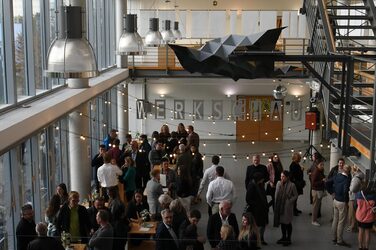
[169,27,295,81]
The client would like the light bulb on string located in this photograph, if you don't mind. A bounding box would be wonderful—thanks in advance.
[219,154,222,159]
[203,143,206,147]
[246,155,249,160]
[227,143,231,147]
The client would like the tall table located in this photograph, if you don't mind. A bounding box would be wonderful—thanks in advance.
[128,221,158,250]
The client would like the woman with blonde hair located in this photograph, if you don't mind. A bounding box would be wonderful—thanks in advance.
[347,165,364,232]
[159,124,171,145]
[122,156,136,202]
[238,212,260,250]
[217,224,237,250]
[289,152,305,216]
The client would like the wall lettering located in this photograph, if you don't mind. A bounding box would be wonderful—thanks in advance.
[193,100,204,120]
[270,100,282,121]
[212,100,223,120]
[250,100,261,121]
[174,100,185,120]
[155,99,166,119]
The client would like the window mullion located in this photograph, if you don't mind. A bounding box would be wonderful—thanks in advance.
[3,0,16,104]
[23,0,35,96]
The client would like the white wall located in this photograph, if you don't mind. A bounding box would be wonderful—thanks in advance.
[135,0,303,11]
[128,78,310,141]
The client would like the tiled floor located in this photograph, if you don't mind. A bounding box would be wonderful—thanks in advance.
[191,140,361,249]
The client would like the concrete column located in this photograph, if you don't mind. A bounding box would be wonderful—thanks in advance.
[68,104,91,197]
[330,140,341,170]
[116,0,128,68]
[117,83,129,143]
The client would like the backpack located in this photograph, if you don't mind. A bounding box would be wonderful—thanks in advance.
[355,191,376,223]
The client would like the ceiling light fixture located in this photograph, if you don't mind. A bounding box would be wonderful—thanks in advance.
[45,5,98,79]
[161,20,175,43]
[172,21,182,40]
[118,14,145,55]
[145,18,163,47]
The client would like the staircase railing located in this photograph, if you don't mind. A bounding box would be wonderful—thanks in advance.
[304,0,336,131]
[305,0,376,188]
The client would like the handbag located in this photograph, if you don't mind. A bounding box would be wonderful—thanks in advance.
[355,191,376,223]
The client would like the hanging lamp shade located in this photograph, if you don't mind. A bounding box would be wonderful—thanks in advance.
[45,5,98,79]
[118,14,145,55]
[161,20,175,43]
[172,21,182,40]
[145,18,163,47]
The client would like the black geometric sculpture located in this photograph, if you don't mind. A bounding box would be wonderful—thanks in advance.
[169,27,292,81]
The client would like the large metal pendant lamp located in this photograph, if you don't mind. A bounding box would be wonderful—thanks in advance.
[145,18,163,47]
[172,21,182,40]
[45,5,98,79]
[161,20,175,43]
[118,14,145,55]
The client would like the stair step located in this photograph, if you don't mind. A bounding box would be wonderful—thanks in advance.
[327,5,368,10]
[331,95,373,105]
[335,35,375,40]
[333,25,374,29]
[329,15,371,20]
[333,82,375,88]
[337,46,376,51]
[331,107,373,116]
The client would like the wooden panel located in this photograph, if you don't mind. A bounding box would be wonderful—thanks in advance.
[236,96,283,142]
[331,123,370,159]
[158,46,175,68]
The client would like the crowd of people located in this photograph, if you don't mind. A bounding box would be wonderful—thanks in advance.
[15,123,376,250]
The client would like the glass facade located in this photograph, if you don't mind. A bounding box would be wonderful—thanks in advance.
[0,1,120,249]
[0,0,116,110]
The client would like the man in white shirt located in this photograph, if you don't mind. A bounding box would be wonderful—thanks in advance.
[97,152,123,199]
[206,166,236,215]
[196,155,230,216]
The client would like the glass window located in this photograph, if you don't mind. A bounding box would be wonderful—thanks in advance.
[15,141,33,206]
[32,0,45,93]
[0,153,13,250]
[13,0,27,99]
[0,0,5,106]
[38,131,49,217]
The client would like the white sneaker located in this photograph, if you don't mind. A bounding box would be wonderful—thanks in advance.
[312,221,321,226]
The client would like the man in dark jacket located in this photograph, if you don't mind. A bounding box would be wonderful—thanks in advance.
[91,144,106,192]
[16,204,37,250]
[88,210,114,250]
[331,164,351,247]
[245,154,269,189]
[27,222,64,250]
[56,191,91,243]
[155,209,179,250]
[207,200,239,248]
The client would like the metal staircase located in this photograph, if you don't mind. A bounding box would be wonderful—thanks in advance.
[303,0,376,187]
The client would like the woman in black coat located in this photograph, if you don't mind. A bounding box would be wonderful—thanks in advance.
[289,152,305,215]
[245,172,268,245]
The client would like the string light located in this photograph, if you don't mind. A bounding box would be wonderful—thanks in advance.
[227,143,231,147]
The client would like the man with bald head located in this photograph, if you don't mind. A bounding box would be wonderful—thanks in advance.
[27,222,64,250]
